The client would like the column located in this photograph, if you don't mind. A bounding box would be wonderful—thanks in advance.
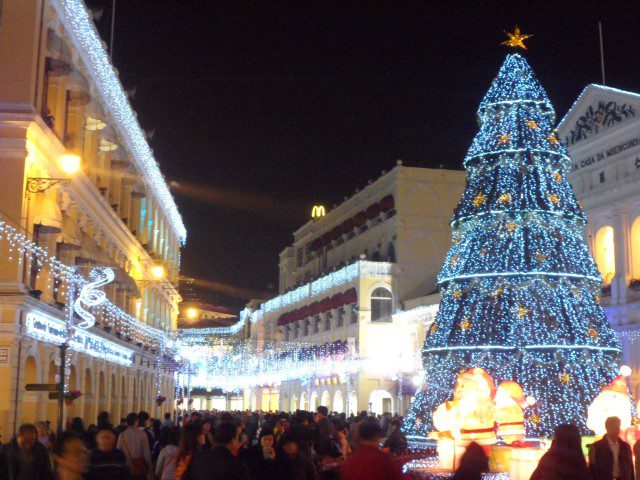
[612,210,631,306]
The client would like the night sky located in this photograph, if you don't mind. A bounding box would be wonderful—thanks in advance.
[87,1,640,309]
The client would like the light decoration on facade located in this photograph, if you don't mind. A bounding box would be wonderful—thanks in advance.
[74,267,114,329]
[50,0,187,243]
[404,54,627,439]
[25,312,134,366]
[0,219,170,346]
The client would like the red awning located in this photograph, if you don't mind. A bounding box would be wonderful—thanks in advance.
[380,195,395,212]
[342,288,358,305]
[353,211,367,227]
[366,203,381,220]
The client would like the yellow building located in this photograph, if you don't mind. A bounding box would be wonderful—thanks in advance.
[0,0,184,433]
[241,164,465,414]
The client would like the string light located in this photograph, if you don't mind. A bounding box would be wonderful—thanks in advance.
[74,267,114,329]
[404,54,626,439]
[50,0,186,243]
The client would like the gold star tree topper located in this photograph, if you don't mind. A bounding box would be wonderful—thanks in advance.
[501,27,532,50]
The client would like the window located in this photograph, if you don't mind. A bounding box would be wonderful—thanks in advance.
[324,314,331,331]
[303,319,309,336]
[336,308,344,327]
[599,171,605,183]
[594,226,615,285]
[371,287,393,322]
[350,304,358,324]
[387,243,396,263]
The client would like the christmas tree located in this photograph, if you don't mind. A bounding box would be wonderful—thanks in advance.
[404,50,627,438]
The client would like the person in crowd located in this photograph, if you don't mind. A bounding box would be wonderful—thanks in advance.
[68,417,92,447]
[174,422,204,480]
[275,433,316,480]
[155,427,180,480]
[288,411,315,457]
[347,411,367,452]
[240,426,276,480]
[201,419,215,450]
[333,420,351,458]
[589,416,634,480]
[452,441,489,480]
[530,424,590,480]
[51,431,90,480]
[161,413,174,429]
[340,419,402,480]
[315,405,340,459]
[86,426,128,480]
[150,419,162,443]
[115,418,127,437]
[116,412,152,480]
[152,427,172,464]
[137,411,155,451]
[182,421,247,480]
[4,423,55,480]
[86,424,98,450]
[96,411,111,429]
[35,421,51,449]
[382,419,407,457]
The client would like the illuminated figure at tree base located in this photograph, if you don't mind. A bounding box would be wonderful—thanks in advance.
[403,46,633,442]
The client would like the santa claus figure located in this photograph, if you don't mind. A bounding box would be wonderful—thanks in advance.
[587,370,633,437]
[432,368,497,446]
[495,381,534,444]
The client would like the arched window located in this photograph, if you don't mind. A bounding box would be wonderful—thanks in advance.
[631,217,640,279]
[595,226,615,285]
[371,287,393,322]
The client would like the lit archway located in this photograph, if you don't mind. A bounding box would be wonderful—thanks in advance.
[333,390,344,413]
[300,392,309,411]
[310,391,318,411]
[595,226,615,284]
[369,389,394,414]
[631,217,640,279]
[291,395,298,412]
[348,393,357,415]
[320,390,330,410]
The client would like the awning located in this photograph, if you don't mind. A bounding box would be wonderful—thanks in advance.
[32,194,62,234]
[57,214,81,250]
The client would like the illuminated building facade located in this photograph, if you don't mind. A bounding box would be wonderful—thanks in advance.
[242,164,465,414]
[0,0,183,433]
[558,84,640,397]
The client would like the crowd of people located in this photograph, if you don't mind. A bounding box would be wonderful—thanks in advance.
[0,406,409,479]
[2,408,637,480]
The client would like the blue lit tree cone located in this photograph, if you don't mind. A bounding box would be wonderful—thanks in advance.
[404,54,629,439]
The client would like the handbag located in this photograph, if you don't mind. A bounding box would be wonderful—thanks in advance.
[122,434,149,477]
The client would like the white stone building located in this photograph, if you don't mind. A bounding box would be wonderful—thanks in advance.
[558,84,640,397]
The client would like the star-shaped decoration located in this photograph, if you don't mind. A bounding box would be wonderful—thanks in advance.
[525,120,539,130]
[497,133,512,146]
[498,193,512,205]
[558,372,572,386]
[501,27,532,50]
[588,327,599,341]
[479,248,488,256]
[517,306,530,318]
[528,413,540,426]
[577,200,584,210]
[553,171,562,183]
[453,235,461,245]
[473,192,487,207]
[460,317,471,331]
[548,133,559,145]
[493,288,503,298]
[453,290,462,299]
[502,222,517,232]
[547,193,560,205]
[533,252,547,263]
[595,295,601,304]
[450,255,459,265]
[429,323,438,335]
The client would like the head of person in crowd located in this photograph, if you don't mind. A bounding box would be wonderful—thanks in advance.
[389,419,402,433]
[316,405,329,420]
[258,426,275,450]
[454,441,489,478]
[35,421,48,439]
[177,421,205,463]
[97,411,110,428]
[70,416,85,433]
[214,421,241,454]
[16,423,38,451]
[549,423,587,463]
[138,411,150,427]
[167,427,180,447]
[164,412,172,421]
[359,420,383,447]
[125,412,138,428]
[279,433,301,459]
[605,416,622,443]
[51,432,90,478]
[202,419,213,434]
[151,418,161,438]
[95,426,118,453]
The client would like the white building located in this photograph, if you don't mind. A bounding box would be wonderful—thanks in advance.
[239,163,465,414]
[558,84,640,397]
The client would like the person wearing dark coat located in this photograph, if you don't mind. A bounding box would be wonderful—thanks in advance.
[452,442,489,480]
[275,434,317,480]
[530,424,590,480]
[589,416,634,480]
[86,426,129,480]
[240,427,276,480]
[4,424,54,480]
[182,421,248,480]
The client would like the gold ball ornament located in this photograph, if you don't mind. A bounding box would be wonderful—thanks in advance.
[499,193,512,205]
[588,327,599,341]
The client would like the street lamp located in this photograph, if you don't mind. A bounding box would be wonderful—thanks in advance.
[26,153,81,193]
[186,308,198,319]
[150,264,166,280]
